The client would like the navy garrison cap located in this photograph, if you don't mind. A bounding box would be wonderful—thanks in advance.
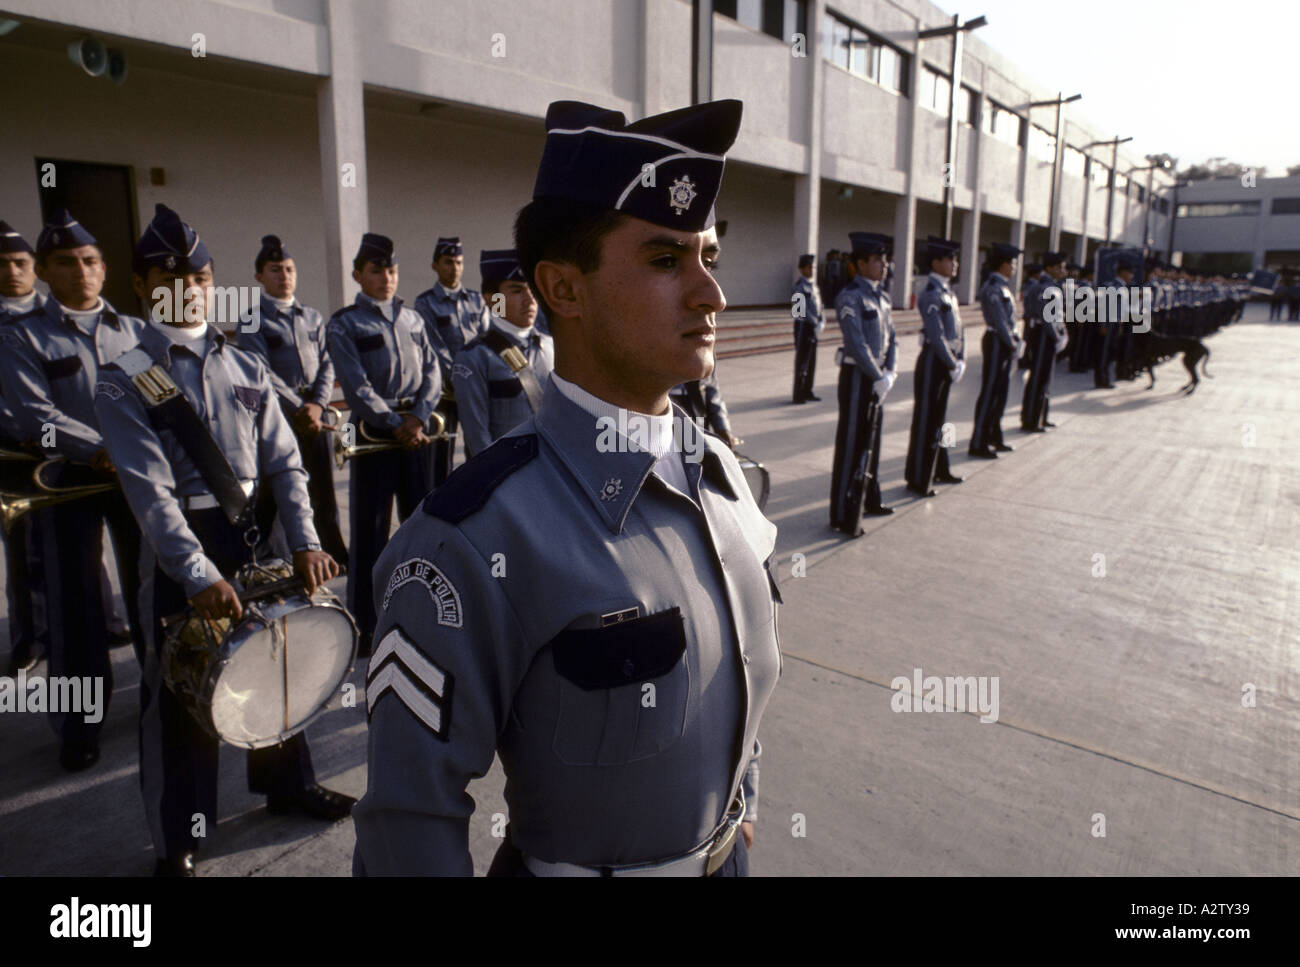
[532,99,743,233]
[798,253,815,267]
[989,242,1023,262]
[1025,262,1042,275]
[924,235,960,261]
[479,249,525,287]
[849,232,892,257]
[1067,260,1083,273]
[434,236,463,259]
[255,234,291,271]
[0,220,34,256]
[1115,252,1139,271]
[133,204,210,275]
[355,232,396,268]
[1042,250,1067,267]
[37,209,97,256]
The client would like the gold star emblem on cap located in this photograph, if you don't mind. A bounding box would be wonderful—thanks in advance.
[668,175,698,215]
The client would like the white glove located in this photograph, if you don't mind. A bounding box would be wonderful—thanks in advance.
[950,360,966,384]
[1013,339,1027,360]
[1054,335,1068,353]
[872,376,891,401]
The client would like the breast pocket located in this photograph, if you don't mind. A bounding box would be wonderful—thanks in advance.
[355,333,386,354]
[41,355,83,381]
[549,605,690,766]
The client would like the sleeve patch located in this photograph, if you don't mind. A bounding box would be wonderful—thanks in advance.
[451,362,473,380]
[381,556,463,627]
[366,624,454,740]
[94,379,124,401]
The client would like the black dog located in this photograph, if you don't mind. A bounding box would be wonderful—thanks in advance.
[1123,330,1212,394]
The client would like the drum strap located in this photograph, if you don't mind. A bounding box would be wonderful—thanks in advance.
[115,347,254,528]
[481,328,544,413]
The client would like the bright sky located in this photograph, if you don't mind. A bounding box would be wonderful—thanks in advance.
[949,0,1296,176]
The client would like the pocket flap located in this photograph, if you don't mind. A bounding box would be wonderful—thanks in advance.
[550,607,686,690]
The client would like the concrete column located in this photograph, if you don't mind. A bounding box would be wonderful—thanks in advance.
[892,17,923,307]
[317,0,369,312]
[958,86,985,304]
[792,0,826,264]
[1013,133,1028,275]
[1077,149,1093,265]
[640,0,663,117]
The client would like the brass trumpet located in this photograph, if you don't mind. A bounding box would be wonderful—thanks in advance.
[322,407,448,469]
[0,457,118,535]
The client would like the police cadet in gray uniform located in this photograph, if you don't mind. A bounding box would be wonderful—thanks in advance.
[93,205,352,876]
[829,231,897,534]
[414,237,489,485]
[791,253,823,403]
[238,234,347,561]
[353,97,779,877]
[969,242,1025,458]
[669,366,742,448]
[327,233,442,655]
[1021,251,1068,432]
[450,249,554,458]
[0,210,148,771]
[905,236,965,496]
[0,220,49,677]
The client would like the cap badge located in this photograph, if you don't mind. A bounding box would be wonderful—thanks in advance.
[163,255,176,270]
[668,175,698,216]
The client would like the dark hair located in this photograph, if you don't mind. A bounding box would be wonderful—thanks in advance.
[514,197,628,320]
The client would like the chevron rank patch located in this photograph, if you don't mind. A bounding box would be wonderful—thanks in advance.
[366,625,453,740]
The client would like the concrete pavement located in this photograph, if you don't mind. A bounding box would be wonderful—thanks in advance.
[1,303,1295,875]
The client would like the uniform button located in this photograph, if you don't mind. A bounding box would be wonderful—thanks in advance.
[621,658,636,678]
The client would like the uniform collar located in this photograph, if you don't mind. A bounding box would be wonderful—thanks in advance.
[928,272,951,291]
[535,377,740,534]
[260,293,300,317]
[490,316,534,346]
[990,271,1009,285]
[45,295,127,331]
[433,280,464,300]
[137,317,226,364]
[355,292,403,317]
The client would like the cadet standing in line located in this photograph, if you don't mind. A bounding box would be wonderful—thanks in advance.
[451,249,554,458]
[414,237,488,485]
[327,233,442,655]
[905,236,965,497]
[790,253,823,403]
[0,210,147,771]
[969,242,1024,459]
[238,234,347,562]
[1018,261,1043,372]
[94,204,353,877]
[354,98,778,877]
[0,220,49,677]
[1020,251,1068,432]
[1095,253,1137,389]
[669,365,743,448]
[828,231,897,533]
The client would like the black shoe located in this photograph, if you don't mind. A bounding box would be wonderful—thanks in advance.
[992,443,1013,452]
[1095,382,1115,389]
[59,739,101,773]
[805,393,822,402]
[934,473,963,484]
[5,647,38,677]
[266,784,357,821]
[905,485,936,497]
[865,504,894,516]
[1020,426,1045,434]
[791,397,807,405]
[154,850,197,877]
[968,448,998,459]
[834,525,864,538]
[108,629,133,648]
[1044,421,1057,428]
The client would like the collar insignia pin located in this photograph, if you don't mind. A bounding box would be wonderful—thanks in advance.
[599,478,623,501]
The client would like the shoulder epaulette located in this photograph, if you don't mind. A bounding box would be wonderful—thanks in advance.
[423,433,539,523]
[925,280,938,292]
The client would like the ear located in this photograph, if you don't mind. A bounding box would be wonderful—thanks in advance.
[131,273,145,301]
[532,259,584,321]
[351,267,362,284]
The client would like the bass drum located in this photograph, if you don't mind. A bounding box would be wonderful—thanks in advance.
[162,559,357,749]
[734,452,770,511]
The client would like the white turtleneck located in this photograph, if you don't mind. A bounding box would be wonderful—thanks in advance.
[360,293,395,321]
[0,291,38,315]
[490,316,533,345]
[270,294,295,310]
[58,297,104,336]
[149,316,209,348]
[551,372,690,497]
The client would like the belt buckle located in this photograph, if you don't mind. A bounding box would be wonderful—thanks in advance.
[703,821,738,877]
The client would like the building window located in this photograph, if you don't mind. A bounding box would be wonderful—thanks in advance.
[1063,145,1086,177]
[717,0,806,42]
[958,85,976,125]
[821,9,909,95]
[1175,201,1263,217]
[1090,160,1109,187]
[1027,123,1055,163]
[1272,197,1300,214]
[981,99,1021,147]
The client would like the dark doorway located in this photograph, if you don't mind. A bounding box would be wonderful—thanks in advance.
[34,159,138,315]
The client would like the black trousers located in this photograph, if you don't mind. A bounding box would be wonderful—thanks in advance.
[486,825,750,877]
[2,507,47,659]
[431,400,459,487]
[42,487,143,748]
[347,436,436,642]
[971,332,1012,451]
[905,348,953,490]
[829,364,883,532]
[1021,324,1057,430]
[261,401,349,564]
[138,507,315,860]
[792,321,818,401]
[1094,322,1115,386]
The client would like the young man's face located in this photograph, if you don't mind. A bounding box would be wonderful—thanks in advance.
[354,262,398,301]
[256,258,296,300]
[135,263,215,324]
[858,253,887,282]
[996,258,1016,278]
[933,255,956,279]
[1045,263,1067,280]
[435,254,463,289]
[0,251,37,298]
[572,217,725,398]
[494,279,537,329]
[37,245,104,309]
[799,263,814,279]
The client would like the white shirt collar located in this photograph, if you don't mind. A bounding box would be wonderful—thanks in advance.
[928,272,951,290]
[0,291,38,313]
[490,316,533,345]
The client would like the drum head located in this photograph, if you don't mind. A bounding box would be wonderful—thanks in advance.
[210,603,355,748]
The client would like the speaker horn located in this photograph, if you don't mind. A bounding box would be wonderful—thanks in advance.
[107,47,127,85]
[67,35,107,77]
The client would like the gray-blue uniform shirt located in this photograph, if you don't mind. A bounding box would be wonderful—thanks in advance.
[413,281,490,379]
[353,378,781,874]
[92,323,321,599]
[792,275,825,336]
[835,275,896,380]
[237,294,335,411]
[0,291,46,433]
[325,294,442,431]
[916,272,964,370]
[450,318,554,459]
[0,296,147,462]
[977,272,1020,349]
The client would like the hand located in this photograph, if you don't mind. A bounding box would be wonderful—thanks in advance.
[1013,339,1027,360]
[726,433,744,450]
[740,821,753,850]
[89,448,116,475]
[951,360,966,384]
[190,579,242,622]
[872,377,891,401]
[393,414,430,449]
[294,402,326,438]
[293,549,339,595]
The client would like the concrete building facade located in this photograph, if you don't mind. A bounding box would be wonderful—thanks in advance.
[1,0,1180,316]
[1168,175,1300,276]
